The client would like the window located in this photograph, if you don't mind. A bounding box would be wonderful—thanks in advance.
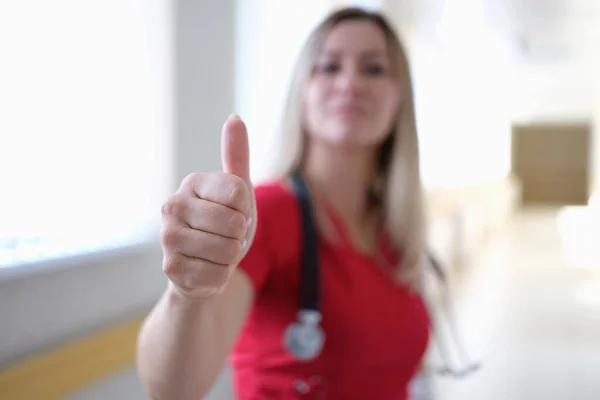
[0,0,173,268]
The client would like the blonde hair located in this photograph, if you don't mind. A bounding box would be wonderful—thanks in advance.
[264,7,426,290]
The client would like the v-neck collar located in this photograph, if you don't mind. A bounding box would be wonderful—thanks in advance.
[314,191,401,267]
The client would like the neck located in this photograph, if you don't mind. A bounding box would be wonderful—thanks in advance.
[303,140,378,227]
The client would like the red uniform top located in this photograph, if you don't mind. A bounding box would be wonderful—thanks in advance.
[230,179,431,399]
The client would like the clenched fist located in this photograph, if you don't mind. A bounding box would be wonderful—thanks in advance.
[160,115,257,299]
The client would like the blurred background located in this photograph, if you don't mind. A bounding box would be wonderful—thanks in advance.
[0,0,599,399]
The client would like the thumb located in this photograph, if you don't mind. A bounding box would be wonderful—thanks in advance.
[222,115,258,255]
[221,114,252,186]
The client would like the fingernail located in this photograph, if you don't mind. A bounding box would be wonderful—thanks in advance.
[242,239,248,250]
[246,217,252,228]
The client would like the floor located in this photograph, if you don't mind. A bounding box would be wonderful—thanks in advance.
[434,207,600,400]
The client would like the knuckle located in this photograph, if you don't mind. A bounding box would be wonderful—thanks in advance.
[181,172,200,189]
[162,253,183,278]
[160,224,182,250]
[161,195,189,219]
[161,200,175,218]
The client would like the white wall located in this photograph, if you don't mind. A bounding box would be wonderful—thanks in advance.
[510,63,598,122]
[0,244,164,366]
[0,1,236,399]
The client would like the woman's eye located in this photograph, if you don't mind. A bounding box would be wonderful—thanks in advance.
[314,62,386,76]
[317,63,339,74]
[364,64,385,76]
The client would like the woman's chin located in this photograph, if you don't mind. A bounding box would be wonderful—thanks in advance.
[326,126,386,147]
[326,134,382,149]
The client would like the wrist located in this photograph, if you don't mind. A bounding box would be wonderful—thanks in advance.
[166,281,221,307]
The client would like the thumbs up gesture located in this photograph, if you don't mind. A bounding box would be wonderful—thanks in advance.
[160,115,257,299]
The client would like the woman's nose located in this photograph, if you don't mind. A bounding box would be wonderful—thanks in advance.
[335,66,365,94]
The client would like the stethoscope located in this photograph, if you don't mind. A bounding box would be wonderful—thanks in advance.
[283,170,481,378]
[283,170,325,361]
[424,255,482,378]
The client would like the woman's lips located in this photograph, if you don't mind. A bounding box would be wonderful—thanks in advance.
[334,104,364,118]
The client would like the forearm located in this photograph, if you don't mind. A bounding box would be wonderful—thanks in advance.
[136,284,226,400]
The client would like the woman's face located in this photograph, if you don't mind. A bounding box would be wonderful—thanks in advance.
[303,20,400,148]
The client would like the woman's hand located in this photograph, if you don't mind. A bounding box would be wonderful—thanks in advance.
[159,115,257,299]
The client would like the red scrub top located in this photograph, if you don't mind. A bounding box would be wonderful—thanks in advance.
[230,179,431,399]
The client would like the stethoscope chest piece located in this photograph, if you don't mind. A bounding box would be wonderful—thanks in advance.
[284,309,325,361]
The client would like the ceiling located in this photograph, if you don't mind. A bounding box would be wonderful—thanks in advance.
[492,0,600,118]
[388,0,600,118]
[503,0,600,67]
[394,0,600,66]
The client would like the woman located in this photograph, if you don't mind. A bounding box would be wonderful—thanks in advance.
[137,7,431,400]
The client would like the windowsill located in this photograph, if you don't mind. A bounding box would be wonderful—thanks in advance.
[0,237,161,283]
